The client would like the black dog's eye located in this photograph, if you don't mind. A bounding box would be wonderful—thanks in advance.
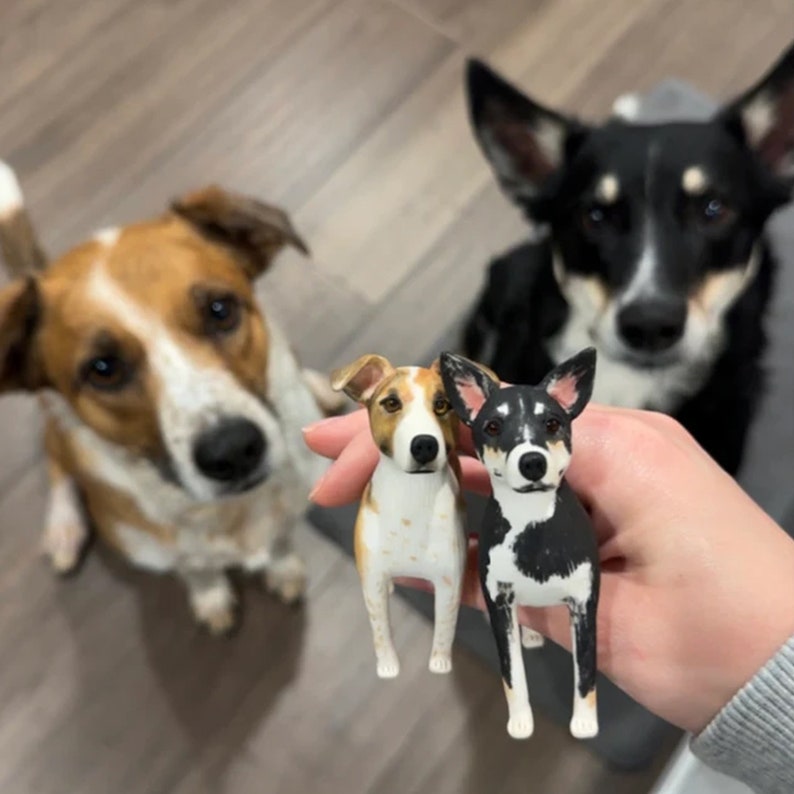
[689,194,736,229]
[433,396,451,416]
[83,355,130,391]
[545,417,561,434]
[581,204,606,232]
[381,395,402,413]
[484,418,502,437]
[205,295,241,334]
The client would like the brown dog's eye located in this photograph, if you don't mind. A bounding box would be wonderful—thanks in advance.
[205,294,241,334]
[381,395,402,413]
[433,396,451,416]
[484,418,502,437]
[83,355,131,392]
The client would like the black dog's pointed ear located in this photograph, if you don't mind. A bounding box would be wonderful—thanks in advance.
[719,42,794,179]
[172,186,309,279]
[466,58,588,204]
[540,347,596,418]
[439,352,499,426]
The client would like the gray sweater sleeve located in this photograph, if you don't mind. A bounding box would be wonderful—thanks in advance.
[691,635,794,794]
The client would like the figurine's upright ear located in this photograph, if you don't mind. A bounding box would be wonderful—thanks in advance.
[439,352,499,426]
[330,354,394,404]
[540,348,596,418]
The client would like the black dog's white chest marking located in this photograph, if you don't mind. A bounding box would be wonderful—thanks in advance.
[482,485,595,609]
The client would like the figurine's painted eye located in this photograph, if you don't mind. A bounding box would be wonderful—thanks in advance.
[545,417,561,434]
[484,418,502,437]
[433,396,451,416]
[381,395,402,413]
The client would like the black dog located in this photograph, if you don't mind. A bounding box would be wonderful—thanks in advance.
[463,42,794,475]
[441,348,599,740]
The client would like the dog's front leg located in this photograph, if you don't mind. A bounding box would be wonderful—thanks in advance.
[484,583,534,738]
[43,460,89,575]
[262,533,307,606]
[179,568,236,635]
[567,595,599,739]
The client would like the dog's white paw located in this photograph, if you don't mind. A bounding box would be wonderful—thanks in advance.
[43,521,86,575]
[265,553,307,605]
[569,713,599,739]
[429,654,452,674]
[190,582,237,636]
[376,654,400,679]
[521,627,545,649]
[507,712,534,739]
[612,92,641,121]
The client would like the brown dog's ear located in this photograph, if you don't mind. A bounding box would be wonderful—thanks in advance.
[330,354,395,404]
[0,278,44,391]
[171,185,309,279]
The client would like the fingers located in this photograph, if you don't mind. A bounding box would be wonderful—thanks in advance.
[308,429,378,506]
[303,409,369,458]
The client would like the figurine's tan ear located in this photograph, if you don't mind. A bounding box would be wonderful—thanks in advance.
[330,354,394,404]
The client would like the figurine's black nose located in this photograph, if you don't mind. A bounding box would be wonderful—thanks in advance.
[193,418,266,482]
[518,452,547,482]
[410,435,439,465]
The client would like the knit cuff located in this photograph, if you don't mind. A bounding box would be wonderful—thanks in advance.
[691,635,794,794]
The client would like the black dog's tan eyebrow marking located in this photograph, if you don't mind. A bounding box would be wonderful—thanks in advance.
[681,166,708,195]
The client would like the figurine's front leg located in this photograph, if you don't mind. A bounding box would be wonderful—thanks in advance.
[361,571,400,679]
[428,571,463,674]
[568,594,599,739]
[484,583,534,738]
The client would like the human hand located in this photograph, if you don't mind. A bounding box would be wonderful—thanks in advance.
[303,406,794,734]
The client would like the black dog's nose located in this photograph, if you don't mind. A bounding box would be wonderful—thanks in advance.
[193,418,266,482]
[410,435,439,465]
[617,298,687,354]
[519,452,547,482]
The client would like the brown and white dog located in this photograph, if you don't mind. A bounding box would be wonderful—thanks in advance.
[0,161,339,633]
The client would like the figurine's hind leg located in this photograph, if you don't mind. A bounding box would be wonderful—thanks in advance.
[361,573,400,679]
[428,574,463,674]
[567,594,599,739]
[484,584,533,738]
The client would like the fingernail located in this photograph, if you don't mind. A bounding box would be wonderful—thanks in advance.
[302,417,337,436]
[308,471,328,502]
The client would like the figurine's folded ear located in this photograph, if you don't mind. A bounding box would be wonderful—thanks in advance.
[171,185,309,279]
[439,352,499,426]
[541,347,596,418]
[330,354,394,404]
[0,277,45,391]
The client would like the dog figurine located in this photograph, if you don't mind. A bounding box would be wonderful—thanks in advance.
[331,355,467,678]
[0,162,341,634]
[463,40,794,475]
[440,348,599,740]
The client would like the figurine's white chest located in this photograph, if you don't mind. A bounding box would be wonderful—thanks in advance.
[485,487,593,607]
[357,460,466,581]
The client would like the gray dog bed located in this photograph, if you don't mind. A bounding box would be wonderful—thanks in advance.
[309,80,794,769]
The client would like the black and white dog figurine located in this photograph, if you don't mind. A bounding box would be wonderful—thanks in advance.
[440,348,599,740]
[463,42,794,475]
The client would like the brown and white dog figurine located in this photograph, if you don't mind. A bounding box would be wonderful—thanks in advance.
[331,355,467,678]
[0,161,340,633]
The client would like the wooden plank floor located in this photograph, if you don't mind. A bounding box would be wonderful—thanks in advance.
[0,1,793,792]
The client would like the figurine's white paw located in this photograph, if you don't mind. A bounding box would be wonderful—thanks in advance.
[521,627,545,649]
[265,553,307,605]
[429,654,453,674]
[570,713,599,739]
[376,658,400,679]
[507,712,534,739]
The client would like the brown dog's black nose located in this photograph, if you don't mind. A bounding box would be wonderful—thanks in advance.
[617,297,686,353]
[410,435,439,465]
[193,418,266,482]
[519,452,547,482]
